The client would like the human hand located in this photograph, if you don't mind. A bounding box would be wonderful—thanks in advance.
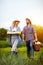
[22,39,25,43]
[35,38,38,42]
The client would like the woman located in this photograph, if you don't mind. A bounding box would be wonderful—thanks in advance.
[8,20,21,57]
[22,18,38,58]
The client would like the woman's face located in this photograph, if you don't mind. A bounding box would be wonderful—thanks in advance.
[12,21,20,27]
[15,22,19,26]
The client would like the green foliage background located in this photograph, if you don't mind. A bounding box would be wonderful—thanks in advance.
[0,25,43,42]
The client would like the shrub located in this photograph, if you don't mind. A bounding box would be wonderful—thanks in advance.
[0,41,10,48]
[0,41,26,48]
[0,28,7,40]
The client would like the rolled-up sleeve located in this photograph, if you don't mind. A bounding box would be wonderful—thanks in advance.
[8,27,12,31]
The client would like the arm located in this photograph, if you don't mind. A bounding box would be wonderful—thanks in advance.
[32,26,38,41]
[34,32,38,41]
[22,33,25,42]
[22,27,25,42]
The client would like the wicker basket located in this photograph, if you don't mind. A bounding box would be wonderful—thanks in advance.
[33,41,41,51]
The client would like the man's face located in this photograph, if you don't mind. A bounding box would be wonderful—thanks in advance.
[26,20,30,24]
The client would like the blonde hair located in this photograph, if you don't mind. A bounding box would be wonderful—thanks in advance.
[12,20,20,26]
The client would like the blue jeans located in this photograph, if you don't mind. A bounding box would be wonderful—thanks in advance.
[26,40,34,57]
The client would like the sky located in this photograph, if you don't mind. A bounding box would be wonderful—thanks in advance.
[0,0,43,30]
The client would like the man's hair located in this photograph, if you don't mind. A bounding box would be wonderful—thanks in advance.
[26,18,32,24]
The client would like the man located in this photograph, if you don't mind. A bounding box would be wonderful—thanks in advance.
[22,18,38,58]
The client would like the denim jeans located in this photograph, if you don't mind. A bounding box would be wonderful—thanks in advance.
[26,40,34,58]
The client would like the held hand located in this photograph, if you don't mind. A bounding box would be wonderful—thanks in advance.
[33,39,38,42]
[35,38,38,42]
[22,39,25,43]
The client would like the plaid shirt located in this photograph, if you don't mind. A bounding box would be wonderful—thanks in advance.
[23,25,36,41]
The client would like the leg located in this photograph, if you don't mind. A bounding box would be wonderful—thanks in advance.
[11,39,18,56]
[26,41,31,57]
[30,40,34,58]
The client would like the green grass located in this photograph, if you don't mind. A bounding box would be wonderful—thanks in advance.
[0,47,43,65]
[0,41,26,48]
[0,41,43,65]
[0,41,10,48]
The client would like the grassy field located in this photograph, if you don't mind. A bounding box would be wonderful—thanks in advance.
[0,47,43,65]
[0,41,43,65]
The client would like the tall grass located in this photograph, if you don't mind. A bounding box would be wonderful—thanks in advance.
[0,47,43,65]
[1,53,43,65]
[0,41,43,65]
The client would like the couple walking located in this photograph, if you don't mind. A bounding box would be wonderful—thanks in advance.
[9,18,38,58]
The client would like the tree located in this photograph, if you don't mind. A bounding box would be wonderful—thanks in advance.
[34,25,43,43]
[0,28,7,40]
